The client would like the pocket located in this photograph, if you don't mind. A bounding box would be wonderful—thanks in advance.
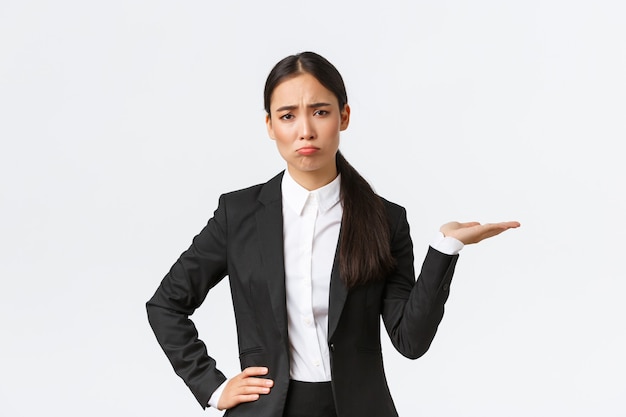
[238,346,269,371]
[238,346,263,357]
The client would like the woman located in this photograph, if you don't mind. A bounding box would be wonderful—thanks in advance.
[146,51,519,417]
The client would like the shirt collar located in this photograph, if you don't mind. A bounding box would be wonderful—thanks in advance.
[281,170,341,216]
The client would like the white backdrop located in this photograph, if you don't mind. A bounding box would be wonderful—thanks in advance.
[1,1,625,416]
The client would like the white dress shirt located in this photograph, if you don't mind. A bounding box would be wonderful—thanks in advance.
[208,171,463,407]
[281,170,342,381]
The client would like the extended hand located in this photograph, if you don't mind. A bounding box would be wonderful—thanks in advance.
[440,221,520,245]
[217,367,274,410]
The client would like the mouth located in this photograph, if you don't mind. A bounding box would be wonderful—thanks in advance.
[297,147,319,156]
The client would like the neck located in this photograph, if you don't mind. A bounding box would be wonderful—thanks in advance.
[287,166,338,191]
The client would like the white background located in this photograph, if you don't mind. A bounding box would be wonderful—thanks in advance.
[1,1,625,416]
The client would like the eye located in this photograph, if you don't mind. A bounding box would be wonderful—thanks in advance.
[279,113,294,120]
[314,109,329,116]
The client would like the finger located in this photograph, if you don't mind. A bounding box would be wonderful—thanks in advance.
[242,366,269,376]
[239,377,274,388]
[502,221,521,228]
[234,393,262,403]
[476,223,517,240]
[218,392,263,410]
[236,384,272,395]
[488,221,520,228]
[485,222,520,232]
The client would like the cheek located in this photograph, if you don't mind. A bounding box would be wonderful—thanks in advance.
[273,131,291,148]
[271,124,293,142]
[322,116,342,133]
[322,122,342,142]
[273,139,294,164]
[272,130,293,155]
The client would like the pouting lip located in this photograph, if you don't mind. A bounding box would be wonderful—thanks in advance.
[296,146,320,152]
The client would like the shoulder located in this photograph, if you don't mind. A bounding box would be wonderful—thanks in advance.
[220,171,284,207]
[378,195,406,220]
[222,183,264,202]
[376,195,411,242]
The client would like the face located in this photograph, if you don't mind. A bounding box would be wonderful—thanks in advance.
[266,72,350,189]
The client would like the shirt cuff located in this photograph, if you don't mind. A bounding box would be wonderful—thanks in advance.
[208,380,227,409]
[430,231,464,255]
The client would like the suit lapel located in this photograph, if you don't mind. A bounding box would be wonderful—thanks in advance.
[328,233,348,342]
[255,171,350,345]
[256,172,289,344]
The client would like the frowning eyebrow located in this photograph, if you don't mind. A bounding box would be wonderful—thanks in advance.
[275,102,332,112]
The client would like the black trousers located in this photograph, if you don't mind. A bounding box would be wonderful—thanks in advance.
[283,380,337,417]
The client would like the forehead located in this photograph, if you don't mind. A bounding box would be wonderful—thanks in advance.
[270,73,338,108]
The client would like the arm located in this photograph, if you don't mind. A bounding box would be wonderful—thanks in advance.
[146,195,276,410]
[382,207,459,359]
[382,212,520,359]
[146,195,230,408]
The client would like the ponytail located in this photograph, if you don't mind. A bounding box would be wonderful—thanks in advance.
[337,151,395,288]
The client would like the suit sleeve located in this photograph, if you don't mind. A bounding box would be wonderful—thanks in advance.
[146,194,229,408]
[381,206,459,359]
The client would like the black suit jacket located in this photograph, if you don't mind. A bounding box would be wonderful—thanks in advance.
[146,172,458,416]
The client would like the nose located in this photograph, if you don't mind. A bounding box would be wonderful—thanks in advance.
[298,115,316,140]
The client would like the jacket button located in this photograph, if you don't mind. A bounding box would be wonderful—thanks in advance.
[329,344,335,352]
[443,283,450,291]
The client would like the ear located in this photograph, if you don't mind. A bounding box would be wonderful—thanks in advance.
[265,113,276,140]
[340,104,351,131]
